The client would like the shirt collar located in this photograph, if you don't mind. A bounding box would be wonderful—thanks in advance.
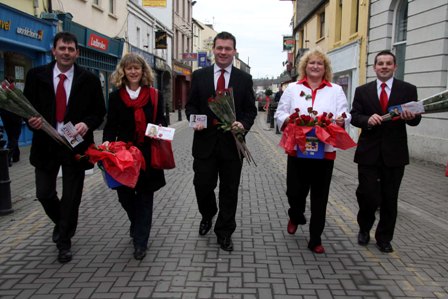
[297,77,332,89]
[53,65,75,81]
[214,64,232,74]
[377,77,394,89]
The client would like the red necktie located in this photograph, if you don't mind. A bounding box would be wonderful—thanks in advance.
[380,82,388,113]
[56,73,67,122]
[217,69,225,91]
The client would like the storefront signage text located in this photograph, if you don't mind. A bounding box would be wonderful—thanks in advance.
[16,27,43,40]
[88,33,109,51]
[0,19,11,31]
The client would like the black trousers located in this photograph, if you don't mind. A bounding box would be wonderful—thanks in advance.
[35,164,85,250]
[356,164,405,243]
[286,156,334,248]
[116,186,154,250]
[0,109,22,161]
[193,151,243,238]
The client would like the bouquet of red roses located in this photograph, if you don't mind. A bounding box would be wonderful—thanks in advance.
[83,141,146,188]
[208,88,256,166]
[280,107,356,156]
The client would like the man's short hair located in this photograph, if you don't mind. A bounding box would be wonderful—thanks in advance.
[374,50,396,65]
[213,31,236,49]
[53,31,79,49]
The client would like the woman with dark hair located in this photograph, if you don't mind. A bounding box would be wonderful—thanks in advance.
[103,53,166,260]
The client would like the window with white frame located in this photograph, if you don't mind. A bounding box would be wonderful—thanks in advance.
[393,0,408,80]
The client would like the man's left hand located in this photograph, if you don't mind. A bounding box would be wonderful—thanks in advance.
[75,122,89,137]
[401,109,417,120]
[231,121,244,132]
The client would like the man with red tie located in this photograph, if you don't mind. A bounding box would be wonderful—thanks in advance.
[185,32,257,251]
[25,32,106,263]
[351,50,421,253]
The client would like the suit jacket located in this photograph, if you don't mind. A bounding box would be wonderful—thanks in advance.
[185,65,257,159]
[102,88,166,192]
[351,78,421,167]
[24,61,106,170]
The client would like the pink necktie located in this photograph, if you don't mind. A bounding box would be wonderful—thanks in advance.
[217,69,225,91]
[56,74,67,122]
[380,82,388,113]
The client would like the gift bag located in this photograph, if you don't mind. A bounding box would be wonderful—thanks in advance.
[151,139,175,169]
[149,87,175,169]
[445,162,448,177]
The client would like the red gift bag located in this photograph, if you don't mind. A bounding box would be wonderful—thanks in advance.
[445,162,448,177]
[149,87,176,170]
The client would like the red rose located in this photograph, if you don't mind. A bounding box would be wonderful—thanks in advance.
[300,91,305,97]
[341,112,347,118]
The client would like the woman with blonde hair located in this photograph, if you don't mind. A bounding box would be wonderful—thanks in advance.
[103,53,166,260]
[275,48,351,254]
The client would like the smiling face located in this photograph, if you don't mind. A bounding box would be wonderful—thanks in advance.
[124,63,143,90]
[305,55,325,81]
[373,54,397,82]
[52,39,79,72]
[213,38,236,69]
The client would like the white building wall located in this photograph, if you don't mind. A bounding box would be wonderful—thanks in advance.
[367,0,448,165]
[51,0,127,39]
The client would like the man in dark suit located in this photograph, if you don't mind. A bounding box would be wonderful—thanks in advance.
[24,32,106,263]
[185,32,257,251]
[351,50,421,253]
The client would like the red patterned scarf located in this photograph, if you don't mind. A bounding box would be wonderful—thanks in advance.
[119,86,150,144]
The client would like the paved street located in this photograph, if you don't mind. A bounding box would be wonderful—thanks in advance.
[1,112,448,299]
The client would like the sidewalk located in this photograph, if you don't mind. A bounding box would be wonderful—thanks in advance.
[1,111,447,298]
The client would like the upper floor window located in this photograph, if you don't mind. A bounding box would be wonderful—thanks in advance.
[109,0,115,14]
[393,0,408,80]
[93,0,99,5]
[319,12,325,39]
[350,0,359,35]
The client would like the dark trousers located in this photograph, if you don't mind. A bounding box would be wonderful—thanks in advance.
[0,109,22,161]
[356,164,404,243]
[35,164,85,250]
[193,152,243,238]
[286,156,334,248]
[116,187,154,250]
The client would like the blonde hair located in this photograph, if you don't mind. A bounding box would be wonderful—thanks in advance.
[298,48,333,82]
[110,53,154,88]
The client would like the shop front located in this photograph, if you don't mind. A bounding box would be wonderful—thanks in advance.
[0,3,56,146]
[172,61,191,111]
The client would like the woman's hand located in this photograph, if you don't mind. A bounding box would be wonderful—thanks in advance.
[28,116,42,130]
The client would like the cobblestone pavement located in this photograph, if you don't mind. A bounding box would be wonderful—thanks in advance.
[1,112,447,299]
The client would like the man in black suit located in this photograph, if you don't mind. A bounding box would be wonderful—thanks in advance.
[24,32,106,263]
[185,32,257,251]
[351,50,421,253]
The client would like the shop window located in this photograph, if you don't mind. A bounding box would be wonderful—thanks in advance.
[393,0,408,80]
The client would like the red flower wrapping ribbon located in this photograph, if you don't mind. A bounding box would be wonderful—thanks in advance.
[280,123,356,156]
[84,141,146,188]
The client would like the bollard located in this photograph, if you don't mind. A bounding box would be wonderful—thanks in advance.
[0,148,13,215]
[177,108,182,121]
[165,103,171,126]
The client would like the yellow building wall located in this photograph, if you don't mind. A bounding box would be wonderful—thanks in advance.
[1,0,35,16]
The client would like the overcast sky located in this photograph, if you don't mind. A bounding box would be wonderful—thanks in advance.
[192,0,294,79]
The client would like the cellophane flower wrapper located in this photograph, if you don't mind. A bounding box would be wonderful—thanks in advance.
[85,141,146,188]
[0,80,72,149]
[208,88,256,166]
[279,108,356,156]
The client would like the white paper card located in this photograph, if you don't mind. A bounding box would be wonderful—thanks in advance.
[145,124,175,141]
[189,114,207,128]
[61,121,83,148]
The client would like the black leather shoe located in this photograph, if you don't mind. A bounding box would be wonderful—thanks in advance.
[217,236,233,251]
[58,249,72,263]
[52,226,60,243]
[358,231,370,246]
[133,247,146,260]
[376,242,394,253]
[199,218,212,236]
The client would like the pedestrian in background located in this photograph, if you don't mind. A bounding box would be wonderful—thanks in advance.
[185,31,257,252]
[0,76,23,166]
[25,31,106,263]
[351,50,421,253]
[103,53,166,260]
[275,48,351,254]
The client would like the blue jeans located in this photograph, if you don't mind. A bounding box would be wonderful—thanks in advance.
[116,187,154,250]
